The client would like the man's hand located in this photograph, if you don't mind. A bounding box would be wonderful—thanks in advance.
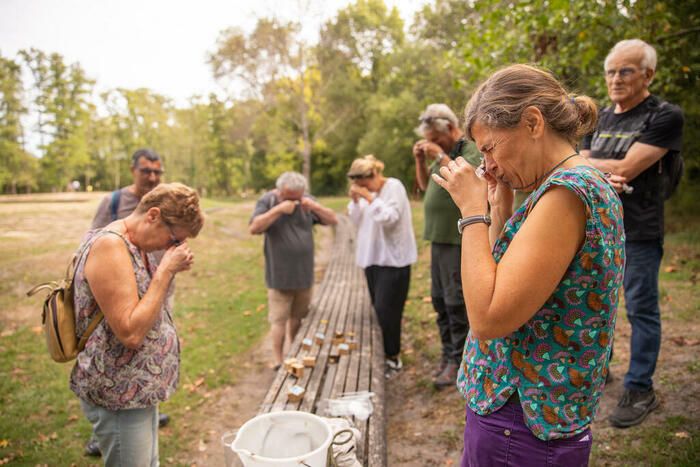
[300,197,318,212]
[413,140,427,161]
[605,173,629,193]
[277,199,298,215]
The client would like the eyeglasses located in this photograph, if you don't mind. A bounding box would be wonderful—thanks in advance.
[348,173,373,181]
[478,134,512,158]
[605,67,643,79]
[164,222,182,247]
[138,167,164,176]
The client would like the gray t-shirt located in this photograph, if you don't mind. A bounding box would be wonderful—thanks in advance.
[251,191,321,290]
[91,187,140,230]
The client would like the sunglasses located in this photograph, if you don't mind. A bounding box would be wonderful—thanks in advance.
[348,173,373,181]
[138,167,164,176]
[418,115,450,125]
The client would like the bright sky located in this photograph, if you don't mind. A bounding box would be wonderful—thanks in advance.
[0,0,426,106]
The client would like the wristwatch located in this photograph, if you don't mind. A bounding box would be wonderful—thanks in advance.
[436,151,447,163]
[457,214,491,234]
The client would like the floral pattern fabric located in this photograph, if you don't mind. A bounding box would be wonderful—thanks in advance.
[70,230,180,411]
[456,166,625,440]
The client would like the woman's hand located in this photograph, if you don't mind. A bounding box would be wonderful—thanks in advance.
[161,242,194,275]
[483,171,514,215]
[349,184,373,203]
[432,156,489,216]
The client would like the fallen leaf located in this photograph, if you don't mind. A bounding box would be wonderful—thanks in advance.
[422,296,432,303]
[0,457,11,466]
[664,266,677,273]
[671,336,687,346]
[0,439,8,448]
[194,377,205,387]
[68,414,79,422]
[243,311,252,317]
[256,304,266,312]
[198,439,207,452]
[675,431,690,439]
[0,329,16,338]
[445,459,454,466]
[31,326,43,335]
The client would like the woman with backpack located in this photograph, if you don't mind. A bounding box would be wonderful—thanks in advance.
[70,182,204,466]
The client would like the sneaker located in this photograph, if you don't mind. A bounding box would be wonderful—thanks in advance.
[385,356,403,379]
[433,359,448,378]
[609,388,660,428]
[158,413,170,428]
[433,362,459,389]
[84,437,101,457]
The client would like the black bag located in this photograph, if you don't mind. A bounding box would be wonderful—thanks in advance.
[649,102,684,200]
[660,145,684,200]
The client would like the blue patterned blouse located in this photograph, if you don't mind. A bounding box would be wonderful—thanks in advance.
[457,165,625,440]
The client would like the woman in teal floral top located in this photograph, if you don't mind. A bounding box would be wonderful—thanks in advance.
[433,64,625,466]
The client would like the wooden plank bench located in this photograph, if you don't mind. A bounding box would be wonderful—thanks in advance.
[258,214,386,466]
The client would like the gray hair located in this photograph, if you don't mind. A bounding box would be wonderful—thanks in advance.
[416,103,459,136]
[275,171,307,192]
[604,39,657,71]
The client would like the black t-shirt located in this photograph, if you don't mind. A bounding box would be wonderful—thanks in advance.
[582,95,684,241]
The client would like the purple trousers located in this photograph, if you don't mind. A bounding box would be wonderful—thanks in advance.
[461,398,592,467]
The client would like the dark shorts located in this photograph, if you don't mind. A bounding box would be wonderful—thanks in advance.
[430,243,464,306]
[462,398,592,467]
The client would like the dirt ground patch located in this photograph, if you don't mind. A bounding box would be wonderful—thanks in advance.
[179,220,335,465]
[183,231,699,466]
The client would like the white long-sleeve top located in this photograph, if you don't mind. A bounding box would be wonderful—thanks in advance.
[347,177,418,269]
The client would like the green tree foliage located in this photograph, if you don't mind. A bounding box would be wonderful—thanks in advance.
[1,0,697,197]
[0,54,36,193]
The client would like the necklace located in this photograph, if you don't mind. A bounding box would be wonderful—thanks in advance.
[511,153,579,190]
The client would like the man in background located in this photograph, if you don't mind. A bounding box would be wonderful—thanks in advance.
[412,104,472,389]
[582,39,684,428]
[249,171,337,370]
[85,148,171,456]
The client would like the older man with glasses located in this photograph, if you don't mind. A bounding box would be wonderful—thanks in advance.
[581,39,684,429]
[85,148,172,456]
[412,104,481,389]
[249,172,338,371]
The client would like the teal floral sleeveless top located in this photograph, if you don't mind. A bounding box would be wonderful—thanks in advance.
[456,166,625,440]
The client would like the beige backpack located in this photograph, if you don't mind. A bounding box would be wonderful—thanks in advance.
[26,249,103,362]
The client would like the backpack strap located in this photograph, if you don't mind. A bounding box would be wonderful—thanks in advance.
[74,230,138,349]
[109,189,122,221]
[77,310,104,351]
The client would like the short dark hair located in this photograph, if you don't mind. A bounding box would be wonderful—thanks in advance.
[131,148,162,167]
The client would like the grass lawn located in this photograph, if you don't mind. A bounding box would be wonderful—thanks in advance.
[1,192,698,466]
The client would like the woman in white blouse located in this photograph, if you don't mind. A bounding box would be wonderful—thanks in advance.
[347,155,417,377]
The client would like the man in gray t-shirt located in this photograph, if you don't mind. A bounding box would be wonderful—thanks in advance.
[249,172,337,369]
[91,149,164,229]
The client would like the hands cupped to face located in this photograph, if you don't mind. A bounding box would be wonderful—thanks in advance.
[431,156,490,216]
[349,183,372,202]
[163,242,194,274]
